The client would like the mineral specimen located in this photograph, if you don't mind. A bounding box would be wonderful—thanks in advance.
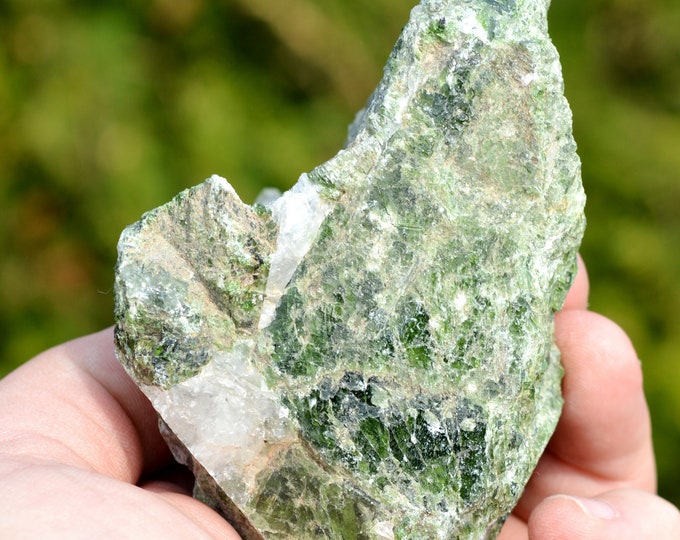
[114,0,586,538]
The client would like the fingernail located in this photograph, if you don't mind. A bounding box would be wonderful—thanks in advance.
[555,495,619,520]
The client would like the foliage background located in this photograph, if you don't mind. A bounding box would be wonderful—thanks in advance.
[1,0,679,506]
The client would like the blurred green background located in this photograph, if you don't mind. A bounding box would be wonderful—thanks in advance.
[1,0,679,506]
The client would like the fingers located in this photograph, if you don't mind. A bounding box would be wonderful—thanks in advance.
[0,330,241,537]
[0,457,238,540]
[515,308,656,519]
[510,255,661,532]
[77,328,174,475]
[561,254,589,311]
[142,478,242,539]
[0,328,171,483]
[528,489,680,540]
[550,310,654,487]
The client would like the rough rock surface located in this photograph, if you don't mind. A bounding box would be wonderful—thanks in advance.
[114,0,586,538]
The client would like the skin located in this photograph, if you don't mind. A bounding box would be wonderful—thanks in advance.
[0,257,678,539]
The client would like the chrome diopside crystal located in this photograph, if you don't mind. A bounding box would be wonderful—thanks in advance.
[114,0,585,537]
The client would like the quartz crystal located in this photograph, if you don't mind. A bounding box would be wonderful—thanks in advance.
[114,0,586,538]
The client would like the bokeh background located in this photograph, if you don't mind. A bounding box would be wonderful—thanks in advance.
[1,0,679,506]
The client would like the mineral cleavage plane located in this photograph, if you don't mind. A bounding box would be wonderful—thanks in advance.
[114,0,585,538]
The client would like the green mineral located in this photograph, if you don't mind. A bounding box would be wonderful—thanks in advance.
[114,0,585,538]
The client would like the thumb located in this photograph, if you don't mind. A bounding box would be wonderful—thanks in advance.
[528,488,680,540]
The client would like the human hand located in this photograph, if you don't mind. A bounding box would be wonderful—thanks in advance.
[500,256,680,539]
[1,258,678,539]
[0,328,240,538]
